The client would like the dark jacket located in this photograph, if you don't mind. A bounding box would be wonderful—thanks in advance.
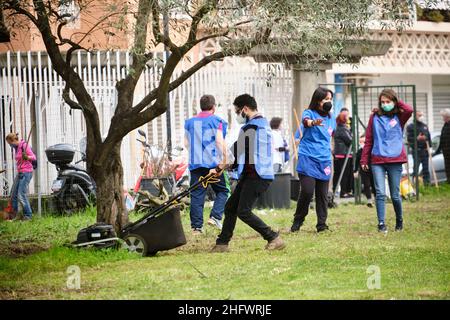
[436,121,450,156]
[354,147,362,173]
[334,123,352,156]
[406,120,431,151]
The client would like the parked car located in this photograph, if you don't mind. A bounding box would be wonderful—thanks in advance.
[402,131,445,185]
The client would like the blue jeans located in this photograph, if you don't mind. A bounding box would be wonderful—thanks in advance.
[12,172,33,218]
[371,164,403,225]
[189,168,230,229]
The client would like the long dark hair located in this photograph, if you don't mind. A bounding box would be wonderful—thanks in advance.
[377,89,400,116]
[309,87,333,117]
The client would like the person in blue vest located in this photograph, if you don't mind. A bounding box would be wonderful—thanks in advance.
[184,95,230,235]
[210,94,285,252]
[291,87,336,233]
[361,89,413,233]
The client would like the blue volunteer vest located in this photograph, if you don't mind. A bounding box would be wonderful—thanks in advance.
[185,114,228,170]
[297,109,335,162]
[372,114,403,158]
[237,117,274,180]
[296,109,335,181]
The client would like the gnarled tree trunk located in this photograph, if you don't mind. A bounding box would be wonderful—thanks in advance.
[90,141,128,232]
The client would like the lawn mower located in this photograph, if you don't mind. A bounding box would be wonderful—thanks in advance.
[72,172,221,256]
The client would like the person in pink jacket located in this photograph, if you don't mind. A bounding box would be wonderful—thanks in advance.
[360,89,413,233]
[5,133,36,220]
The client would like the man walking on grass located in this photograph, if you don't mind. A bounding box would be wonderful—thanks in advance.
[185,95,230,235]
[210,94,285,252]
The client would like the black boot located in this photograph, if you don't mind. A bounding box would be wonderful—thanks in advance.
[395,219,403,231]
[290,219,303,232]
[317,224,330,233]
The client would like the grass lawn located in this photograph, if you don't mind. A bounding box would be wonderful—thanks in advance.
[0,185,449,300]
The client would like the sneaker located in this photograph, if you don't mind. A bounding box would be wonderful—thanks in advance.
[265,236,286,251]
[207,217,222,230]
[395,220,403,231]
[210,244,229,253]
[192,228,203,235]
[22,216,32,222]
[12,215,24,222]
[290,219,302,233]
[378,223,388,233]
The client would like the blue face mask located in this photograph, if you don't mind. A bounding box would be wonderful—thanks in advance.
[381,102,395,112]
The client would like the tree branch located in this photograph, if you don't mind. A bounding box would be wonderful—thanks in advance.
[62,82,84,111]
[4,1,39,25]
[110,0,152,128]
[75,11,127,45]
[131,50,226,115]
[150,0,178,51]
[30,0,102,146]
[187,0,219,44]
[130,24,272,121]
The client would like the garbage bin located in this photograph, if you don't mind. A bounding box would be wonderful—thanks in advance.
[256,173,291,209]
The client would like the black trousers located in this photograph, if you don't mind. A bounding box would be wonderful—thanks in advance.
[445,152,450,183]
[412,149,430,184]
[216,176,278,245]
[333,157,353,195]
[360,170,375,200]
[293,174,329,230]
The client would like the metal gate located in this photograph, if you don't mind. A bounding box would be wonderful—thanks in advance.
[351,85,419,202]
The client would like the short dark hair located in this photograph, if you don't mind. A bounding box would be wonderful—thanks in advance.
[309,87,333,113]
[233,94,257,111]
[340,107,349,112]
[200,94,216,111]
[270,117,283,129]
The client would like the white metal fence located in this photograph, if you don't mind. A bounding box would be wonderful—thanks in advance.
[0,50,293,198]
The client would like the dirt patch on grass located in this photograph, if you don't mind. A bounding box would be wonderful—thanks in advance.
[0,241,50,258]
[416,290,448,299]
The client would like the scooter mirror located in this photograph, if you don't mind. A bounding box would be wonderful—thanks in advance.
[138,129,147,139]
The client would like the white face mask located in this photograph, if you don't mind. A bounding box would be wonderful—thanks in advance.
[236,111,247,124]
[418,116,424,122]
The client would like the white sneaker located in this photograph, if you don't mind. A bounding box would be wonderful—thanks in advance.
[207,217,222,230]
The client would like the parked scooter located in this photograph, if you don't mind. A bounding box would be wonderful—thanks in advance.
[45,143,96,214]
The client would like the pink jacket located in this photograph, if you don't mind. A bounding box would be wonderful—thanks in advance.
[16,140,36,173]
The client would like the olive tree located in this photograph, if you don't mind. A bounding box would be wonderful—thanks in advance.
[1,0,419,230]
